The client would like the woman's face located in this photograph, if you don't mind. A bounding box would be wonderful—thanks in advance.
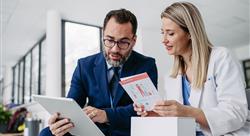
[161,17,191,56]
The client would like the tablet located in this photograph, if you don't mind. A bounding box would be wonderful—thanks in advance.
[33,95,104,136]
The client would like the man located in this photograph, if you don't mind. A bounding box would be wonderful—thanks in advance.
[40,8,158,136]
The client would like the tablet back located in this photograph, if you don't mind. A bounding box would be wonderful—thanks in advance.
[33,95,105,136]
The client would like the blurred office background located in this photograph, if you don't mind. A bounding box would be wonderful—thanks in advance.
[0,0,249,132]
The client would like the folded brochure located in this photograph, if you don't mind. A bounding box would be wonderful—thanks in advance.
[119,72,161,111]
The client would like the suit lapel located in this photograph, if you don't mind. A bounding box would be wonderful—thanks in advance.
[93,54,110,106]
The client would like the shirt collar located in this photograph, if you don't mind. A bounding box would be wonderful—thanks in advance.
[106,61,123,71]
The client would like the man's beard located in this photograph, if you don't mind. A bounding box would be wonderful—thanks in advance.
[102,46,132,67]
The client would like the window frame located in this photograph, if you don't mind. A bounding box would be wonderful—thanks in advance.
[243,59,250,89]
[61,20,103,97]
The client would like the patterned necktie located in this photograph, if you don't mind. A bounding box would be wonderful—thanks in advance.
[109,67,120,99]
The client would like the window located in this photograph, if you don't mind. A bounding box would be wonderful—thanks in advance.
[31,45,39,97]
[0,78,3,102]
[18,61,24,104]
[243,59,250,89]
[24,53,31,103]
[11,36,46,104]
[63,21,102,96]
[13,65,19,104]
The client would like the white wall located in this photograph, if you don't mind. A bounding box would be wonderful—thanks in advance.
[2,65,13,105]
[231,44,250,61]
[141,28,173,96]
[45,10,62,97]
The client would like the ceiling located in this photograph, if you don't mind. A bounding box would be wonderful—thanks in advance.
[0,0,249,78]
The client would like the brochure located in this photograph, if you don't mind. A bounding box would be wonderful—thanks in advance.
[119,72,161,111]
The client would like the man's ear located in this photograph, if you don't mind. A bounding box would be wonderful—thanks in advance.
[131,35,137,48]
[133,35,137,42]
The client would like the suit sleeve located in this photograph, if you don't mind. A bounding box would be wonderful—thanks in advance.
[146,59,158,89]
[67,60,87,108]
[104,58,158,128]
[202,49,248,135]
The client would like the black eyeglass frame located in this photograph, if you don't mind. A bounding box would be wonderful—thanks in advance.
[103,36,135,50]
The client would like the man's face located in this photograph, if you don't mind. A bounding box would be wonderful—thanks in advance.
[103,17,136,67]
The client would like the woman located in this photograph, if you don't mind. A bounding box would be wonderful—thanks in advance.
[134,2,250,136]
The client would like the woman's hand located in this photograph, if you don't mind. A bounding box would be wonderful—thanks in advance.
[153,100,209,129]
[133,103,148,117]
[153,100,190,117]
[133,103,159,117]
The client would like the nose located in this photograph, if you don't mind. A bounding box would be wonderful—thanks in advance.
[162,34,169,44]
[110,44,120,52]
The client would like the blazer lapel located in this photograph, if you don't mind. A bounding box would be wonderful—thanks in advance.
[93,54,110,106]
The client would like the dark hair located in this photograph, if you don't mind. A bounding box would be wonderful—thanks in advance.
[103,8,137,35]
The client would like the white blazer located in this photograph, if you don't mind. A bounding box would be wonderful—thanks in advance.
[164,47,250,136]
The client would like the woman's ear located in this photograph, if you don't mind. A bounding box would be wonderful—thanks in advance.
[188,34,191,39]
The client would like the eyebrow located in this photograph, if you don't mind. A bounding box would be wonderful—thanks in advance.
[161,29,174,32]
[104,35,131,41]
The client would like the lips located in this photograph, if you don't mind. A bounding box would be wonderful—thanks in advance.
[165,45,173,51]
[110,54,121,61]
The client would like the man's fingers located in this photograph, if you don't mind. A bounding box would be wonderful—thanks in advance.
[83,106,94,112]
[50,118,70,131]
[88,111,97,119]
[83,106,98,119]
[83,106,96,115]
[53,122,74,136]
[48,112,59,125]
[56,126,73,136]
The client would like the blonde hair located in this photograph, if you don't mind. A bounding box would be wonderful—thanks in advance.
[161,2,212,89]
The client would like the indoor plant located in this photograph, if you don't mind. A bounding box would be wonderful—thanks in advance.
[0,104,12,133]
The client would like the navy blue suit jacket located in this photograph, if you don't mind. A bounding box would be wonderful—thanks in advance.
[67,51,158,136]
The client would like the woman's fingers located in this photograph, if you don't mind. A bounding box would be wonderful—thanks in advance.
[133,103,145,112]
[133,103,148,116]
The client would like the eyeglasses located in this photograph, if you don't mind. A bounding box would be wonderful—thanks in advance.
[103,39,131,50]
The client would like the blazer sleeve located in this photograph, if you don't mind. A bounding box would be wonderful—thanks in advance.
[202,48,248,135]
[67,60,87,108]
[104,58,158,128]
[147,59,158,89]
